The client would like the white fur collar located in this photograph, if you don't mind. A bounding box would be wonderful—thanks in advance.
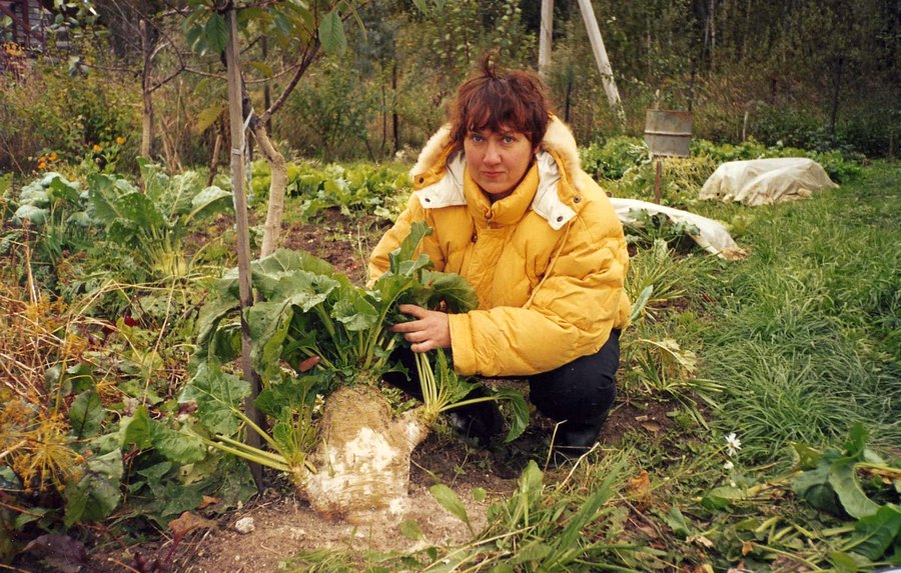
[413,149,576,230]
[411,116,582,180]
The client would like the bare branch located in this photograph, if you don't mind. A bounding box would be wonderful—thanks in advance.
[261,40,322,122]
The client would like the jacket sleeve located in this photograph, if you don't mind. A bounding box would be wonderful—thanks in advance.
[448,212,627,377]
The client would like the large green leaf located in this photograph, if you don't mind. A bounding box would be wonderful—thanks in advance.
[829,460,880,519]
[152,424,206,464]
[318,11,347,55]
[187,185,233,222]
[333,292,379,332]
[63,450,123,526]
[849,504,901,561]
[13,204,48,225]
[247,300,294,375]
[388,221,432,275]
[204,12,229,54]
[87,173,140,225]
[120,407,153,450]
[69,389,105,439]
[270,272,340,309]
[88,174,168,247]
[137,157,171,203]
[255,374,324,417]
[195,294,240,350]
[793,450,844,515]
[47,174,81,204]
[417,270,479,313]
[180,364,250,436]
[495,388,529,443]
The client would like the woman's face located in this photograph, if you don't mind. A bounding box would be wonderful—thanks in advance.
[464,127,537,200]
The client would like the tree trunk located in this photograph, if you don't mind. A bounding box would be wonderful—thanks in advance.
[140,19,155,159]
[251,120,288,258]
[829,54,843,138]
[392,62,400,155]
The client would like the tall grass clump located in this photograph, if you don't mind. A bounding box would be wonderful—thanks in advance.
[698,162,900,462]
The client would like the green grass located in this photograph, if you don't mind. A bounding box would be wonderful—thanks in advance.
[696,162,901,461]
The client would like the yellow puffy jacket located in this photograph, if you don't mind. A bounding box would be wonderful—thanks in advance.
[369,117,630,377]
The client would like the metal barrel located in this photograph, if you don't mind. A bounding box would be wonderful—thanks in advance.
[644,110,693,157]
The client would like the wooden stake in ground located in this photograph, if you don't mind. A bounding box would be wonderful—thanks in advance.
[538,0,553,76]
[576,0,626,128]
[224,5,264,488]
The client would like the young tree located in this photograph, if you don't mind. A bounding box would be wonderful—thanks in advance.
[185,0,360,257]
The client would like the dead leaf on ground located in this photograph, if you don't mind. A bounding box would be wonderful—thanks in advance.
[627,469,650,499]
[197,495,220,509]
[169,511,218,539]
[741,540,754,555]
[640,420,662,433]
[688,534,714,548]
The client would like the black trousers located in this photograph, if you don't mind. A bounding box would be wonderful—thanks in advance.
[528,329,620,425]
[383,329,620,427]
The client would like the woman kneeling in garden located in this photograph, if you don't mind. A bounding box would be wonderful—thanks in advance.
[370,53,631,461]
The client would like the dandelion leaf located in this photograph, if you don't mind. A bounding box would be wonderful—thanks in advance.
[430,484,470,529]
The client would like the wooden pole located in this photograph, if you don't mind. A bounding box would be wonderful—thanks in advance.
[224,5,264,489]
[538,0,553,77]
[575,0,626,129]
[654,158,662,204]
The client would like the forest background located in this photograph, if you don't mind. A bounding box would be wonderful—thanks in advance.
[1,0,898,177]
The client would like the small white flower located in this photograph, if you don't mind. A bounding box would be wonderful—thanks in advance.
[723,460,734,470]
[725,432,742,457]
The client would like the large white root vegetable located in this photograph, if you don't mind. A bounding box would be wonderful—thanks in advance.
[301,385,430,523]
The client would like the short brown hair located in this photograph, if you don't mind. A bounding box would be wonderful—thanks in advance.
[448,52,550,150]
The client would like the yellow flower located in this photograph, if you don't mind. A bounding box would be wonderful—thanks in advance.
[92,144,102,152]
[116,137,125,145]
[49,152,57,161]
[38,162,46,169]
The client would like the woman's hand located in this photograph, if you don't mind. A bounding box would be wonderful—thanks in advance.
[390,304,451,353]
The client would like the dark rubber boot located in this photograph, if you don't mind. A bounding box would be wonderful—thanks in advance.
[548,416,607,467]
[446,391,504,445]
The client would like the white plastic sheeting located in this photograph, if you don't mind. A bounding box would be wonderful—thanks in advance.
[610,198,747,261]
[699,158,838,206]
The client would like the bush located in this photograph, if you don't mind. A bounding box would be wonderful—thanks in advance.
[0,45,139,175]
[580,136,649,181]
